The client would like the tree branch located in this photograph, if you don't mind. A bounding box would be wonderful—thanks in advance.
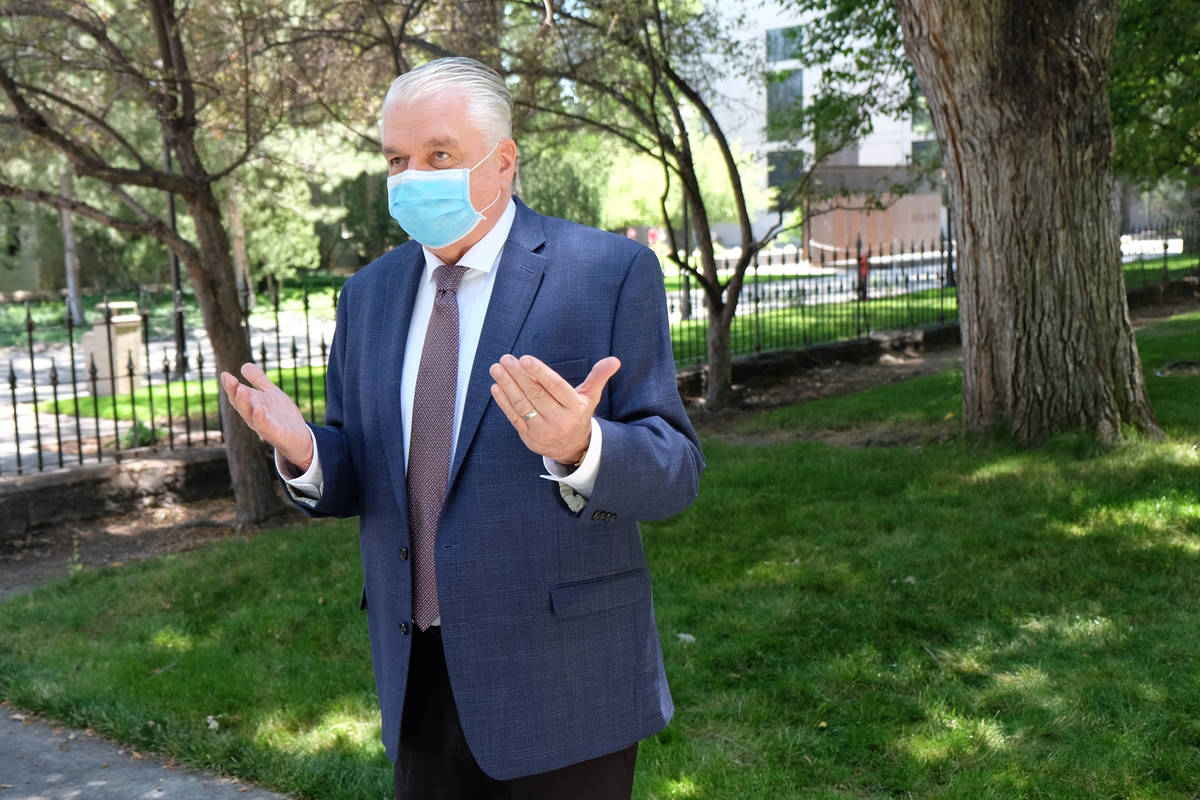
[0,62,195,194]
[0,182,200,265]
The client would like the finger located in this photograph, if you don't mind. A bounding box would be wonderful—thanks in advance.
[222,378,257,427]
[515,354,579,407]
[575,357,621,401]
[499,354,559,410]
[489,380,525,426]
[490,357,540,415]
[240,362,278,394]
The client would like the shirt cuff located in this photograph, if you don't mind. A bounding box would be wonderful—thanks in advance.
[277,428,323,503]
[540,417,601,499]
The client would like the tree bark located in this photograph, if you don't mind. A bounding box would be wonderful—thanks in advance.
[227,186,253,309]
[895,0,1161,444]
[181,185,283,524]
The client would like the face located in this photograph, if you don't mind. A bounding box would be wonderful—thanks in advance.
[381,89,517,259]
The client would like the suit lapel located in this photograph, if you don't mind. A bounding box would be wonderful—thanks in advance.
[449,203,547,490]
[377,245,425,514]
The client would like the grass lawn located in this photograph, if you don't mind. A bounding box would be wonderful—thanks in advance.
[1124,253,1199,291]
[2,312,1199,799]
[672,287,958,365]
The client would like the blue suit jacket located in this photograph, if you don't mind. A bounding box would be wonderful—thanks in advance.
[298,199,704,779]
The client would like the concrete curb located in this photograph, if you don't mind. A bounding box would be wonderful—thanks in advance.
[0,708,290,799]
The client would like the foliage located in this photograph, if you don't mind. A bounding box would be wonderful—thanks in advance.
[599,134,770,235]
[517,129,613,230]
[1109,0,1200,194]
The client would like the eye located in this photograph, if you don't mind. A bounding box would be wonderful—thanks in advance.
[387,156,407,170]
[432,151,451,163]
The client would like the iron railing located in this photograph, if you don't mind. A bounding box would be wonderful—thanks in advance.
[0,218,1195,478]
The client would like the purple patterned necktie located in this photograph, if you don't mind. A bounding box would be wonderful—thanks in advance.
[408,264,468,630]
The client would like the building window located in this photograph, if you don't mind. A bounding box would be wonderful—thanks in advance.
[766,69,804,142]
[912,139,940,167]
[768,150,807,209]
[911,92,934,138]
[766,26,803,63]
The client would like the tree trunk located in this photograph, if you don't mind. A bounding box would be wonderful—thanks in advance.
[895,0,1160,444]
[705,305,735,409]
[227,186,253,309]
[58,172,85,325]
[182,186,283,524]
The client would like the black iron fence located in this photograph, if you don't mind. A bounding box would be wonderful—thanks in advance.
[0,280,339,477]
[669,235,958,366]
[0,218,1195,478]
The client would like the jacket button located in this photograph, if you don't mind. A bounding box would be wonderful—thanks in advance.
[398,621,409,635]
[398,546,409,560]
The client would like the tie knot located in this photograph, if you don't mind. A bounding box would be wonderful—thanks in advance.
[434,264,468,294]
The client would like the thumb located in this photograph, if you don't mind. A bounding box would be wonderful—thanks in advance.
[240,362,278,393]
[576,356,621,401]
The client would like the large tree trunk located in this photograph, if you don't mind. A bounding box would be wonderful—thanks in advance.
[183,186,283,524]
[896,0,1160,444]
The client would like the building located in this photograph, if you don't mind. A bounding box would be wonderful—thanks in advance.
[708,1,945,256]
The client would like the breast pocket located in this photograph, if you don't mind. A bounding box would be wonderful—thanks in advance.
[546,359,590,389]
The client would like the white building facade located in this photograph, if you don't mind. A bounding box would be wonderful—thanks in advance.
[707,1,945,256]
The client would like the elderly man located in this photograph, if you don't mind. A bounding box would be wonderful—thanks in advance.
[220,56,703,800]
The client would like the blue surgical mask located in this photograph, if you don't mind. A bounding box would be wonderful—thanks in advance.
[386,144,502,249]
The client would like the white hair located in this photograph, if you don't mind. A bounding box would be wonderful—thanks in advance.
[380,57,520,193]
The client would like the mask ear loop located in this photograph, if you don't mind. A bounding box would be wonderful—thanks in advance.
[469,141,506,216]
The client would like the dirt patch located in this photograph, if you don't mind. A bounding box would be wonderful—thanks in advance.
[686,345,962,439]
[0,497,305,601]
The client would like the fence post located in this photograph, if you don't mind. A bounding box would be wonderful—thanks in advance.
[162,354,175,451]
[180,352,192,448]
[1162,224,1170,285]
[50,364,63,469]
[126,353,139,449]
[303,283,316,421]
[89,355,101,462]
[66,308,83,464]
[141,304,156,448]
[24,302,43,472]
[752,252,762,354]
[197,350,208,445]
[9,362,21,475]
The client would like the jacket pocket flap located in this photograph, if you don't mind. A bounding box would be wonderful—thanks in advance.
[546,359,590,387]
[550,569,648,618]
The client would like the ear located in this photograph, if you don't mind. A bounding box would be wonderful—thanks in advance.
[497,138,518,183]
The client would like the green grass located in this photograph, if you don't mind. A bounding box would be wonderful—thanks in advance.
[3,312,1200,799]
[36,365,328,429]
[1124,252,1199,290]
[672,287,959,365]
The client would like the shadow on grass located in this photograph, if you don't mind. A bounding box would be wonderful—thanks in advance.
[642,435,1200,798]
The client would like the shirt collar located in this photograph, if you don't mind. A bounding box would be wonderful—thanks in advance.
[420,198,516,281]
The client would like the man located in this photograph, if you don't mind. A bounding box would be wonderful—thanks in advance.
[220,56,703,799]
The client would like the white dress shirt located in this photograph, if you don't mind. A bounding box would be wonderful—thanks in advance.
[279,198,601,503]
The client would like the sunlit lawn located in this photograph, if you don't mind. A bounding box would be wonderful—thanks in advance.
[1,312,1198,798]
[1123,252,1199,290]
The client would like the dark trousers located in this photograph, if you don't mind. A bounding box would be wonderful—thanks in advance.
[395,626,639,800]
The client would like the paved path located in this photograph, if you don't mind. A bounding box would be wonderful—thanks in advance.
[1,710,290,800]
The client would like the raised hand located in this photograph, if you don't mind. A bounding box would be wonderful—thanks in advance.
[219,363,313,473]
[489,355,620,465]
